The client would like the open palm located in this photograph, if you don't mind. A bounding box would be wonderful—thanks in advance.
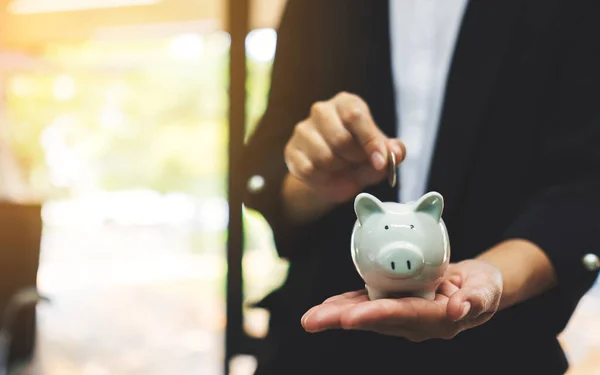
[301,260,503,342]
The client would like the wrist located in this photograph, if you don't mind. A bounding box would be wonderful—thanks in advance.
[282,173,338,224]
[476,239,557,310]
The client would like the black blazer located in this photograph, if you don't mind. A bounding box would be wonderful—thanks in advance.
[242,1,600,374]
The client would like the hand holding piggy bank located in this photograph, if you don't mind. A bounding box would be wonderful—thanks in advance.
[350,192,450,300]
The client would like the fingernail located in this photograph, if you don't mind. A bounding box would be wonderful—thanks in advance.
[301,310,312,327]
[458,302,471,320]
[389,142,401,156]
[301,314,310,328]
[371,151,385,170]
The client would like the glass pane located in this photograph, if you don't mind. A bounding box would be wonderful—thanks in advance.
[1,5,230,374]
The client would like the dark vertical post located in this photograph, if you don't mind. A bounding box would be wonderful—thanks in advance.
[225,0,248,373]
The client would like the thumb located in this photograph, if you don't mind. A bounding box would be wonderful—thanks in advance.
[447,285,493,322]
[385,138,407,163]
[447,294,472,322]
[334,94,388,170]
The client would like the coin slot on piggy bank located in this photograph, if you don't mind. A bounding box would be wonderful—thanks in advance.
[350,191,451,300]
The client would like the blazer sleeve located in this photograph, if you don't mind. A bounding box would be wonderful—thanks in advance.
[500,0,600,326]
[241,0,339,260]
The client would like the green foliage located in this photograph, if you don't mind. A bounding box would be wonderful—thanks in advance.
[4,35,273,200]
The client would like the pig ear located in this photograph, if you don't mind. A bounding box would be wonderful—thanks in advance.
[413,192,444,222]
[354,193,385,225]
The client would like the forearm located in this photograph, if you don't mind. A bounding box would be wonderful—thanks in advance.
[282,173,337,224]
[476,239,557,311]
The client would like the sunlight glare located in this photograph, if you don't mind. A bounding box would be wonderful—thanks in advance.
[52,75,77,102]
[205,31,231,57]
[9,0,160,14]
[169,33,205,61]
[8,75,34,97]
[99,106,126,129]
[245,28,277,63]
[105,82,129,105]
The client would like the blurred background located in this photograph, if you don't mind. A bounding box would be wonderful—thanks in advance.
[0,0,596,374]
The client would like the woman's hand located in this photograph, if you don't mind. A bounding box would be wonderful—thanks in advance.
[284,92,405,204]
[300,260,503,342]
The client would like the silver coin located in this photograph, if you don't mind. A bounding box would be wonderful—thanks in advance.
[387,151,397,188]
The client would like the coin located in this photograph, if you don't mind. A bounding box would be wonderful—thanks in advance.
[387,151,397,188]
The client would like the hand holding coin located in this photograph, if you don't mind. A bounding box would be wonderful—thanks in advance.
[284,92,405,204]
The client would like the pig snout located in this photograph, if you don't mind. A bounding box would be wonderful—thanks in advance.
[376,242,424,278]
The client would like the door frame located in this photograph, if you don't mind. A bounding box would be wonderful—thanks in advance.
[225,0,250,373]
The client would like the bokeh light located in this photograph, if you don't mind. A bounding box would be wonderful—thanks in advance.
[169,33,205,61]
[245,28,277,63]
[52,74,77,102]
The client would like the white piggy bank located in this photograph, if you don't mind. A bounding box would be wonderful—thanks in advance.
[350,191,450,300]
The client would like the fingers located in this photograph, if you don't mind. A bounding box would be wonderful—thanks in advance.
[322,290,368,304]
[438,279,460,298]
[339,297,446,328]
[301,290,369,332]
[284,146,315,182]
[445,262,493,321]
[310,101,365,164]
[447,274,462,287]
[302,298,398,333]
[338,298,458,342]
[385,138,407,163]
[292,120,347,171]
[446,286,494,321]
[447,298,472,322]
[339,299,403,328]
[301,290,493,341]
[285,92,407,195]
[301,302,350,332]
[332,92,388,170]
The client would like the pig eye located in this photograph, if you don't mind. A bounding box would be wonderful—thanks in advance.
[384,225,389,230]
[410,225,415,229]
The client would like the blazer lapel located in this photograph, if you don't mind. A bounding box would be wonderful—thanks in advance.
[427,1,523,216]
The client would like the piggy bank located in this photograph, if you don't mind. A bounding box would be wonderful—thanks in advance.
[350,191,450,300]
